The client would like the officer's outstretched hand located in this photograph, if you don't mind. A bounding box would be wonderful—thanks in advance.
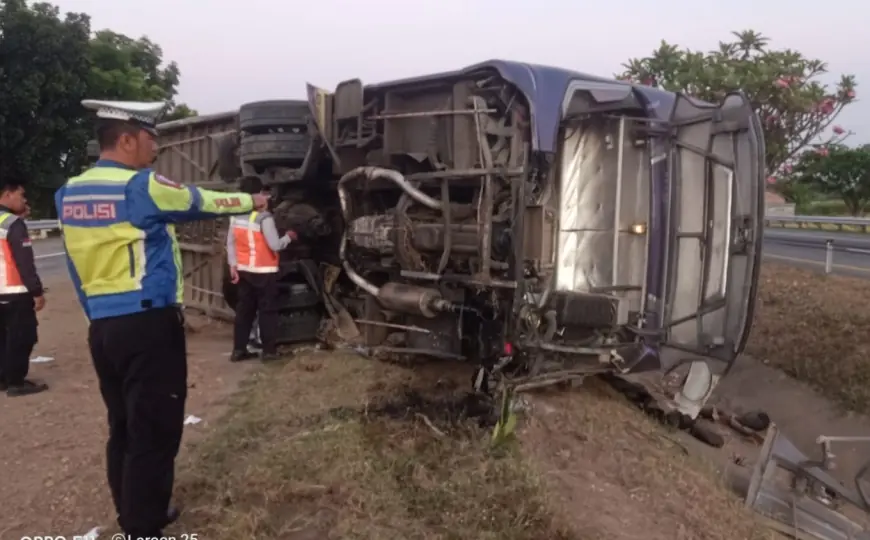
[252,193,269,210]
[34,295,46,312]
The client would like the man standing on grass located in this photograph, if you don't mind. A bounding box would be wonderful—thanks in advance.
[0,180,47,397]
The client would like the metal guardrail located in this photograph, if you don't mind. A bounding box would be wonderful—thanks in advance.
[26,219,60,231]
[765,214,870,231]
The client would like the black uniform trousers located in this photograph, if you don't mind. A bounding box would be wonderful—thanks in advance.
[233,271,279,354]
[88,306,187,537]
[0,296,38,386]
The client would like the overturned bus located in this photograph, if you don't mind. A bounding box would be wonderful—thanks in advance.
[152,59,765,419]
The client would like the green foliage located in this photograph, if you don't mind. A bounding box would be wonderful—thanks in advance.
[0,0,92,200]
[769,179,817,209]
[801,198,862,217]
[490,386,518,448]
[87,30,194,119]
[619,30,857,176]
[790,145,870,216]
[0,0,195,217]
[163,103,198,122]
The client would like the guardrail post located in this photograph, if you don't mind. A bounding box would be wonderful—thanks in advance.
[825,239,834,274]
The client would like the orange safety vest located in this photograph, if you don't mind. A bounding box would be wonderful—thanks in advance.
[231,211,280,273]
[0,212,28,295]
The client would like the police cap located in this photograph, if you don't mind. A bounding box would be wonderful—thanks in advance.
[81,99,167,136]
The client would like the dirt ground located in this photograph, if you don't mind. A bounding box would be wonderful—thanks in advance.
[7,263,870,539]
[170,352,771,540]
[746,262,870,414]
[0,275,254,539]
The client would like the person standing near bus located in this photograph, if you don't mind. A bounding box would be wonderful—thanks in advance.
[227,175,296,362]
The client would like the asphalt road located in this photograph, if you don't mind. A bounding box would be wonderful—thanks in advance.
[33,236,67,279]
[763,229,870,278]
[31,228,870,282]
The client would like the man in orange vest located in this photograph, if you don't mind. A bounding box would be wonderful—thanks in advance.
[0,180,47,397]
[227,176,296,362]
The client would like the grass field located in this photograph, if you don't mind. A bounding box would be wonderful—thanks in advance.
[165,349,772,540]
[127,261,870,539]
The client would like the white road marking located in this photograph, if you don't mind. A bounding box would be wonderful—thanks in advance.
[763,252,870,274]
[35,252,65,260]
[845,247,870,255]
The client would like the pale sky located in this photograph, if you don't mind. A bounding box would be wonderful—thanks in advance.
[54,0,870,143]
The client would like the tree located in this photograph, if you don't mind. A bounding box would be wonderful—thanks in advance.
[162,104,198,122]
[0,0,195,217]
[87,30,196,120]
[619,30,857,176]
[0,0,92,212]
[768,176,817,211]
[788,145,870,216]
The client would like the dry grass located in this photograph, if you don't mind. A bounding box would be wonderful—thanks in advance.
[162,349,773,540]
[523,385,774,540]
[172,351,573,540]
[747,262,870,413]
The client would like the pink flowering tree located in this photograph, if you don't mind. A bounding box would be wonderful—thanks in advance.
[788,145,870,216]
[618,30,857,177]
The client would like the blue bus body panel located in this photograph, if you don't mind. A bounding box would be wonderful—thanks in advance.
[367,59,682,153]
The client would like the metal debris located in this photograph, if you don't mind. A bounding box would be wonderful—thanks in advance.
[745,423,870,539]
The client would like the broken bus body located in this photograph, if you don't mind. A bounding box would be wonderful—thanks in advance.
[144,59,765,419]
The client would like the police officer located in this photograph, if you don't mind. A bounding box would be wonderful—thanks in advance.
[0,180,47,397]
[55,100,269,539]
[227,175,296,362]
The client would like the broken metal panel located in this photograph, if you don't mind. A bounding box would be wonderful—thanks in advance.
[154,113,240,319]
[382,89,454,162]
[746,424,870,540]
[155,113,238,186]
[555,116,648,315]
[661,91,763,366]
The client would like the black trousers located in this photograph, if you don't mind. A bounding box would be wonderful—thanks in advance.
[0,297,38,385]
[233,272,279,354]
[88,307,187,537]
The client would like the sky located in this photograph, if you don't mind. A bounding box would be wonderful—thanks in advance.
[53,0,870,144]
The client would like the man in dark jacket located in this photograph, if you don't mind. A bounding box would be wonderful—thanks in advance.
[0,180,47,397]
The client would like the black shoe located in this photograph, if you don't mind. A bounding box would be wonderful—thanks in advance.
[0,380,7,392]
[6,379,48,397]
[229,350,257,362]
[163,506,181,527]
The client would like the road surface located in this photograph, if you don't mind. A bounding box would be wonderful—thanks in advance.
[33,236,67,279]
[763,229,870,278]
[31,229,870,282]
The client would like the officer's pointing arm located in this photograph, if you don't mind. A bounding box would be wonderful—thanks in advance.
[130,171,256,223]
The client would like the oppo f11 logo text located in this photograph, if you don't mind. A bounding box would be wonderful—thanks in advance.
[62,202,117,220]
